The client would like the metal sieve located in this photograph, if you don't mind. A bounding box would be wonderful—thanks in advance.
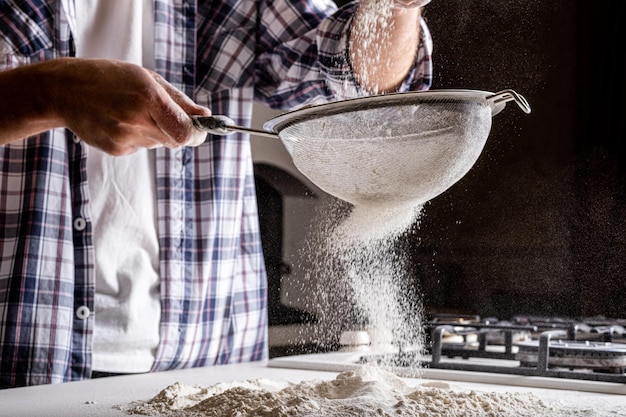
[193,89,530,206]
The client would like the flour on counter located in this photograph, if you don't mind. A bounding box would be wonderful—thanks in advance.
[124,366,596,417]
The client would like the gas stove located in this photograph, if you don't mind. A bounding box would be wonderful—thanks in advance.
[268,314,626,395]
[372,315,626,382]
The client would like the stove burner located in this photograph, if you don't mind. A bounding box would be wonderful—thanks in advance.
[516,333,626,372]
[371,315,626,384]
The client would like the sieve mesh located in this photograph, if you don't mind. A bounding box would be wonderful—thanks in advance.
[278,101,493,206]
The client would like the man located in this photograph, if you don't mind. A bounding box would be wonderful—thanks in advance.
[0,0,432,387]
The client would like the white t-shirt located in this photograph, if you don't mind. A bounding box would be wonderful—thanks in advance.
[74,0,160,373]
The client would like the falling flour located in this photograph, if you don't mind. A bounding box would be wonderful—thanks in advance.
[124,366,594,417]
[311,200,424,351]
[353,0,395,92]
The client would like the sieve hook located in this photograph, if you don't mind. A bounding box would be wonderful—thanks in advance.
[192,115,280,139]
[487,89,531,114]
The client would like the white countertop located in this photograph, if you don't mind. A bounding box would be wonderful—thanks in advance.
[1,361,325,417]
[1,358,625,416]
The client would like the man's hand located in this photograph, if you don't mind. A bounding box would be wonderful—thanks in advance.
[51,58,211,155]
[350,1,425,93]
[0,58,211,155]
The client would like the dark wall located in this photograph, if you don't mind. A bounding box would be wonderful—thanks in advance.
[328,1,625,318]
[402,0,626,319]
[569,1,626,317]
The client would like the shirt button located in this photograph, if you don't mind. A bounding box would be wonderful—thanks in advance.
[76,306,90,320]
[73,135,81,144]
[73,217,86,231]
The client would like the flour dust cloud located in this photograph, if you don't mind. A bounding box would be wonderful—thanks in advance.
[300,198,425,359]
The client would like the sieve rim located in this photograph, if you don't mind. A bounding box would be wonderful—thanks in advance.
[263,89,505,134]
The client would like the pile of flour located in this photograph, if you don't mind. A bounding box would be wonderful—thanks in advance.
[125,366,591,417]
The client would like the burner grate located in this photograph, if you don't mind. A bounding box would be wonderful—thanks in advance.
[359,318,626,385]
[424,325,626,384]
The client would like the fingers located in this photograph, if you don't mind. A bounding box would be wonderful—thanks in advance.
[84,63,210,151]
[52,59,211,154]
[148,71,211,148]
[150,71,209,116]
[78,115,175,156]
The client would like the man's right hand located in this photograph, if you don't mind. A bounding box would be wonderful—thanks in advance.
[0,58,211,155]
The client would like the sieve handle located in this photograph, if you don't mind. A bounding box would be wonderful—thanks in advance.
[487,89,531,114]
[192,115,280,139]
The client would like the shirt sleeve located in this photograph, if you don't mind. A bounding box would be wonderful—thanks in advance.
[255,1,433,109]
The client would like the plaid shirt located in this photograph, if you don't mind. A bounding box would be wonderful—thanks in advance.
[0,0,432,387]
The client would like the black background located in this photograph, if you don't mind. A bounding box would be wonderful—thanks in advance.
[339,0,626,319]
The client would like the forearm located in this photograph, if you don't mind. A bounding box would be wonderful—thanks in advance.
[0,61,64,144]
[0,58,209,154]
[349,1,421,93]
